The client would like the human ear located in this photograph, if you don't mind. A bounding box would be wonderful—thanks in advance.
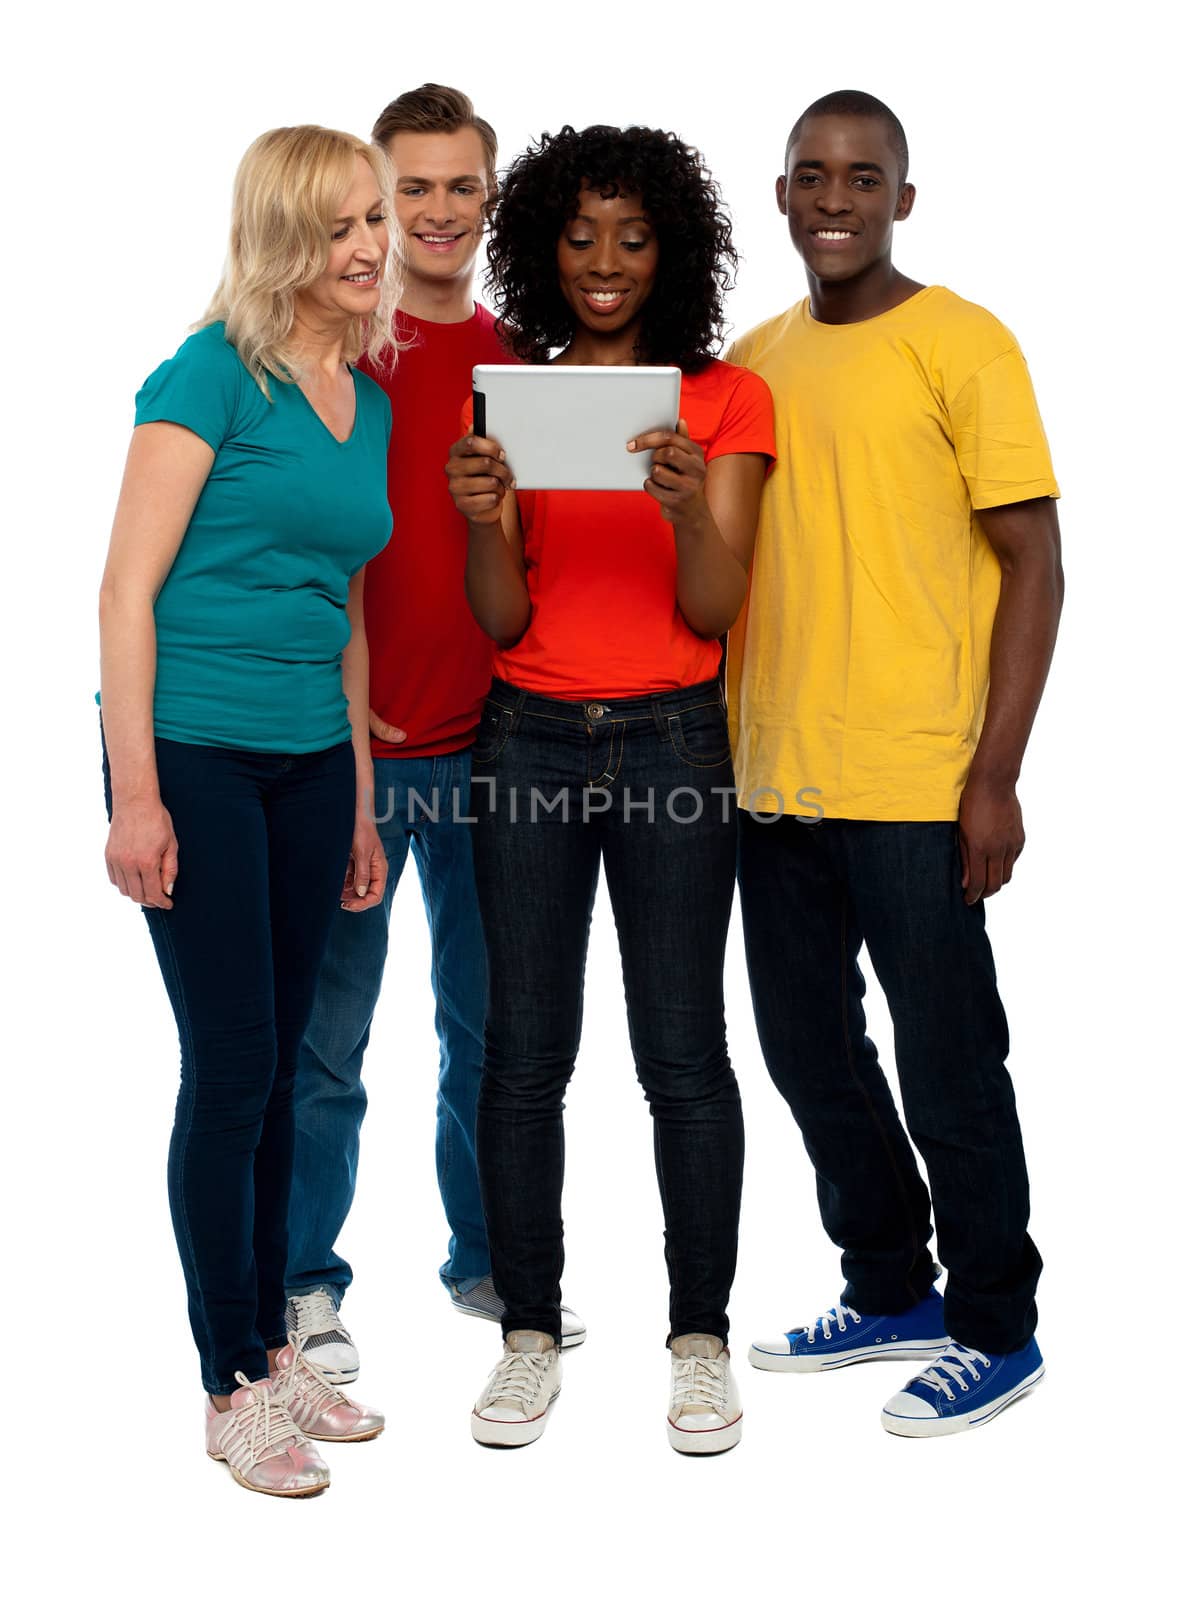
[895,182,916,222]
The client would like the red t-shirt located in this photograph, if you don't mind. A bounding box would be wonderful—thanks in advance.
[360,305,513,759]
[493,360,775,698]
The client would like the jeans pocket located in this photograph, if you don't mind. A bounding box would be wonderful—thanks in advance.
[471,704,514,765]
[666,702,732,768]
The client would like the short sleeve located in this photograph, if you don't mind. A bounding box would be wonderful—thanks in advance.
[948,347,1059,510]
[134,325,245,453]
[708,365,777,464]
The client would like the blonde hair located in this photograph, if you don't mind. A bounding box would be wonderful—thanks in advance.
[199,125,406,394]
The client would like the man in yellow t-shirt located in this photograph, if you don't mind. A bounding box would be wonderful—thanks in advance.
[729,90,1064,1439]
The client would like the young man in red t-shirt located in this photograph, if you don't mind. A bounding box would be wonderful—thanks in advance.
[284,85,585,1379]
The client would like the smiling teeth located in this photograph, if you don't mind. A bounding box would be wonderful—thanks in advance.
[343,271,377,282]
[816,231,854,240]
[419,235,457,243]
[587,291,623,302]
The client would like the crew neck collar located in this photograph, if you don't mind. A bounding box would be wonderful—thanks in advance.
[397,304,483,332]
[802,284,939,330]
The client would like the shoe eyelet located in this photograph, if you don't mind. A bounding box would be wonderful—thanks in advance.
[875,1337,883,1344]
[824,1333,831,1340]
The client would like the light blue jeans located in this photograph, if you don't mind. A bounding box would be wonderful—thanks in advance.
[286,752,491,1300]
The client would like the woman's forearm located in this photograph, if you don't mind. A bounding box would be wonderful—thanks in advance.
[98,585,162,804]
[673,510,751,639]
[342,581,375,816]
[465,520,531,648]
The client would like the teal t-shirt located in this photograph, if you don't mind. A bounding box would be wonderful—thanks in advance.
[134,322,393,753]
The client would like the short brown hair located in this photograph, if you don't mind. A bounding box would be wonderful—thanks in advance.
[371,84,497,179]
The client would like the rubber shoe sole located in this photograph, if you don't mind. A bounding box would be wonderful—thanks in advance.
[881,1363,1045,1437]
[749,1336,949,1373]
[667,1413,742,1455]
[471,1391,559,1448]
[300,1419,384,1443]
[300,1352,359,1386]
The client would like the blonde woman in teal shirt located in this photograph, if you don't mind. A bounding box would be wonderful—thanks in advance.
[99,125,399,1498]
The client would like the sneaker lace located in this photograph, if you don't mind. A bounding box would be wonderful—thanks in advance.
[484,1351,551,1410]
[287,1290,349,1342]
[801,1304,862,1345]
[275,1336,347,1414]
[220,1374,303,1468]
[671,1355,728,1411]
[913,1342,991,1399]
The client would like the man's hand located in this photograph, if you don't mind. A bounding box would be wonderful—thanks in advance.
[369,707,406,745]
[341,816,387,913]
[957,772,1024,904]
[628,419,707,524]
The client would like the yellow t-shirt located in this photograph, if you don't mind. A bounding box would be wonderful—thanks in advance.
[726,285,1059,822]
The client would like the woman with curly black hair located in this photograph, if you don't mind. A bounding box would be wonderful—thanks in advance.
[446,123,775,1455]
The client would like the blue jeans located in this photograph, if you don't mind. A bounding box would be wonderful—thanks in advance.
[738,814,1042,1354]
[103,735,355,1394]
[471,678,744,1345]
[286,752,490,1301]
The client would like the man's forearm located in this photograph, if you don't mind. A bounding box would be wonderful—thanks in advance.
[971,545,1064,785]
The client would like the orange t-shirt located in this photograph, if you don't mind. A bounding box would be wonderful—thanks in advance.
[477,360,775,699]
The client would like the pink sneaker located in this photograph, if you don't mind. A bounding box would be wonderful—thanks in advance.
[273,1339,385,1442]
[205,1374,330,1497]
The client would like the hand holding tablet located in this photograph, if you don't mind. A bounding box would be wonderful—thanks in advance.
[445,430,514,525]
[627,419,709,524]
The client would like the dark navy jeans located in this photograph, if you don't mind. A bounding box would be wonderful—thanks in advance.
[470,677,744,1346]
[104,735,355,1393]
[286,751,490,1303]
[738,814,1042,1354]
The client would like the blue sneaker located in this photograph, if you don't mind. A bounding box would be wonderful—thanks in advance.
[881,1338,1045,1436]
[749,1290,948,1373]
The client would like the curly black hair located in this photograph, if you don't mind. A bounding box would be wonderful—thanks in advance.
[486,124,737,373]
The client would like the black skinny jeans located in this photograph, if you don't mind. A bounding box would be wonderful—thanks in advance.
[470,678,744,1346]
[105,735,355,1393]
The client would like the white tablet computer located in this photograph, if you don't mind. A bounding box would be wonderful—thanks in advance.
[472,365,681,491]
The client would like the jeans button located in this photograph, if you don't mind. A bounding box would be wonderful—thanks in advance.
[586,702,604,721]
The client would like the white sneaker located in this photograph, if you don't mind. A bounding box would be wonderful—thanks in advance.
[667,1335,742,1455]
[471,1331,562,1448]
[448,1276,588,1349]
[285,1290,359,1384]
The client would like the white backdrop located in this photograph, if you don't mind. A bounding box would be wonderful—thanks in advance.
[4,0,1171,1593]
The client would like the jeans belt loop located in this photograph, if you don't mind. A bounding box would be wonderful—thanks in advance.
[651,698,671,739]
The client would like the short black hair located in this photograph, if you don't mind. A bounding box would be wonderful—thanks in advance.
[785,90,909,186]
[486,123,737,373]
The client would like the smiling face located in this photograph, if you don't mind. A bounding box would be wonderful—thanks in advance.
[295,153,389,327]
[777,114,914,284]
[557,186,659,343]
[388,126,489,288]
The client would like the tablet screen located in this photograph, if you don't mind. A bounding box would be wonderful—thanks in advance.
[472,365,682,491]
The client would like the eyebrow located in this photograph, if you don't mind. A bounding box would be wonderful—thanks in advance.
[794,159,887,175]
[572,213,649,225]
[333,201,384,222]
[397,173,484,186]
